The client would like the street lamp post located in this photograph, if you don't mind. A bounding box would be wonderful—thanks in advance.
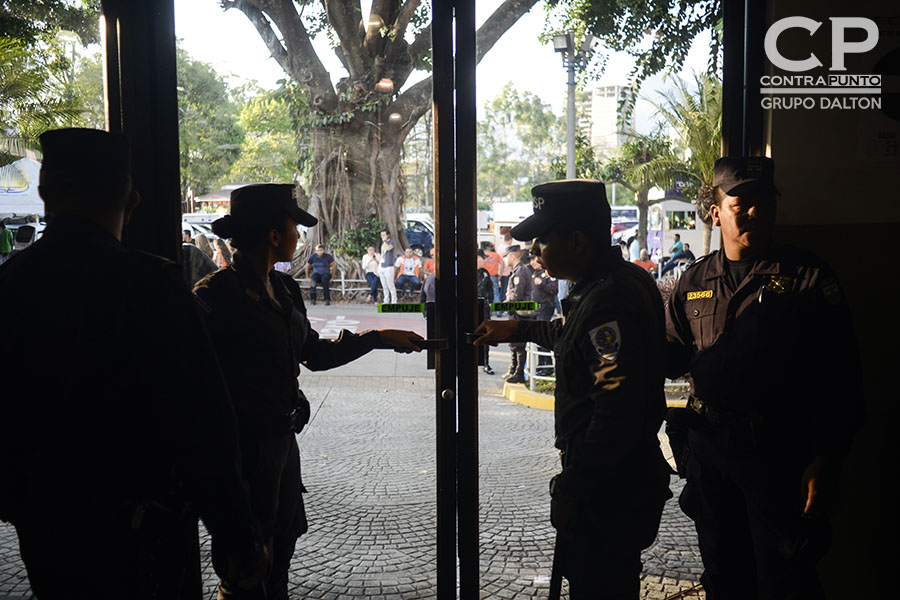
[552,31,594,180]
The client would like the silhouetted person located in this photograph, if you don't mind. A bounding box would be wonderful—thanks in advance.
[665,158,862,599]
[193,183,424,600]
[183,239,218,288]
[0,128,264,599]
[475,180,671,599]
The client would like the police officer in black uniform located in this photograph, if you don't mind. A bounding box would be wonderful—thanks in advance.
[193,184,423,600]
[502,244,534,384]
[665,157,862,600]
[475,180,672,599]
[0,128,265,599]
[530,253,558,373]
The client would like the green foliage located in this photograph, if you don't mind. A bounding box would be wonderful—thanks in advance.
[602,127,679,195]
[176,46,242,200]
[0,0,101,48]
[544,0,722,114]
[329,215,386,260]
[478,82,564,204]
[70,52,104,129]
[0,38,84,178]
[648,72,722,224]
[228,89,297,183]
[550,130,604,180]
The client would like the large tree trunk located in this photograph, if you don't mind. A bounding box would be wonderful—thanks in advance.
[303,115,409,255]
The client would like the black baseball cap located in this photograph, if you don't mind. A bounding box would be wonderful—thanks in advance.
[510,179,611,242]
[713,157,780,196]
[229,183,318,226]
[39,128,131,183]
[502,244,522,257]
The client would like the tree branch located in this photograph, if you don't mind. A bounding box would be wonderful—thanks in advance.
[323,0,368,79]
[221,1,288,68]
[475,0,539,64]
[246,0,338,111]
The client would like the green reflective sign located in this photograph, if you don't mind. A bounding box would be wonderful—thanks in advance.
[491,301,538,312]
[377,303,425,313]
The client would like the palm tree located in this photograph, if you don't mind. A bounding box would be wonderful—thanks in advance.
[649,72,722,254]
[602,127,681,251]
[0,38,83,185]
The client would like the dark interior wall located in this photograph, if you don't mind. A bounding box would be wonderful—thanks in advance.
[766,1,900,596]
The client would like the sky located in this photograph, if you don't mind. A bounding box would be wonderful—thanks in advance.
[172,1,715,133]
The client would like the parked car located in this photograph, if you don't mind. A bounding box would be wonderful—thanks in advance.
[8,222,46,251]
[404,218,434,256]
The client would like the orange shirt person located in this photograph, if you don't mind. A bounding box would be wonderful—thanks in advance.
[632,249,657,273]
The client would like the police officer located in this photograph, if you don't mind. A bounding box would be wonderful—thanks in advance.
[530,253,558,373]
[530,253,558,320]
[502,244,533,384]
[193,184,424,600]
[665,157,862,600]
[475,179,672,599]
[0,128,265,599]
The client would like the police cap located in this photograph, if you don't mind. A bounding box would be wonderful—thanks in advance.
[502,244,522,257]
[39,128,131,182]
[229,183,318,227]
[713,157,779,196]
[510,179,610,242]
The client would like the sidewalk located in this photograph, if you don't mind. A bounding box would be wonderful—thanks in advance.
[0,303,704,600]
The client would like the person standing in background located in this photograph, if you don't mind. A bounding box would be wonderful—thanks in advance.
[0,222,13,264]
[361,244,381,303]
[379,229,398,304]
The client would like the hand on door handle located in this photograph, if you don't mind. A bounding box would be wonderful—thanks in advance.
[472,319,519,346]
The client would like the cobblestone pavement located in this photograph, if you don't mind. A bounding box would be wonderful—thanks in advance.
[0,306,705,599]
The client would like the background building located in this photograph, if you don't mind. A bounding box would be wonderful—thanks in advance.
[577,85,635,159]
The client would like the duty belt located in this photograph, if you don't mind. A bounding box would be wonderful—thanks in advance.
[687,396,762,428]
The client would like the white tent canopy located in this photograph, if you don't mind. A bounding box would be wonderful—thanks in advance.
[0,157,44,218]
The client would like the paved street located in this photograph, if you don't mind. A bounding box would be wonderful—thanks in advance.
[0,303,704,599]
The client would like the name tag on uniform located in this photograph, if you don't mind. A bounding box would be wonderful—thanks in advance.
[686,290,713,301]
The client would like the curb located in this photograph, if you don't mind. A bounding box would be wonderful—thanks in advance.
[502,382,554,411]
[502,382,691,411]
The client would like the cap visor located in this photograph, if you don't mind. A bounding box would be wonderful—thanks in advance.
[288,205,318,227]
[725,181,780,197]
[509,214,553,241]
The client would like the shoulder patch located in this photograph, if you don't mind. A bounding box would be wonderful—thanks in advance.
[513,275,520,285]
[587,320,621,362]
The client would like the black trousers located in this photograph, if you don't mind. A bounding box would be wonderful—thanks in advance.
[219,434,307,600]
[310,272,331,301]
[680,428,829,600]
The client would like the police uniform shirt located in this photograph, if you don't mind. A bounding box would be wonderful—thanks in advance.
[505,261,534,318]
[665,245,862,459]
[0,215,258,564]
[194,255,389,437]
[515,249,670,503]
[531,267,558,305]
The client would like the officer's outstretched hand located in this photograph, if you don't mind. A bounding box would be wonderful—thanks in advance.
[378,329,425,353]
[473,319,519,346]
[801,456,835,518]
